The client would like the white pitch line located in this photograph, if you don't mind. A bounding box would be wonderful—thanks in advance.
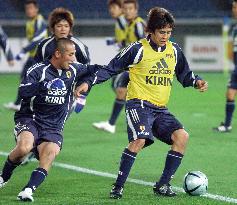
[0,151,237,204]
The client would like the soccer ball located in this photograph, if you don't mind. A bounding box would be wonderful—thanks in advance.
[183,171,208,196]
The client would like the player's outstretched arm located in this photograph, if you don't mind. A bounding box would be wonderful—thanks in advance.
[195,80,208,92]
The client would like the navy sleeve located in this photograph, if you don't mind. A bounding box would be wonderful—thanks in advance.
[75,44,90,65]
[19,66,44,98]
[0,26,14,61]
[82,42,143,87]
[34,41,44,62]
[174,43,201,87]
[134,22,145,40]
[71,37,91,65]
[231,25,237,66]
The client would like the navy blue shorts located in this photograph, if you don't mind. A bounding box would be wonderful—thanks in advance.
[111,71,129,90]
[126,99,183,147]
[14,118,63,159]
[227,71,237,89]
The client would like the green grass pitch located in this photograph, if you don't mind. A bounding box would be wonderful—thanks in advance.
[0,73,236,204]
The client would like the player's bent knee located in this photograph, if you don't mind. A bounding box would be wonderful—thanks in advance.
[226,89,237,100]
[16,144,33,156]
[172,130,189,147]
[181,131,189,143]
[128,139,145,153]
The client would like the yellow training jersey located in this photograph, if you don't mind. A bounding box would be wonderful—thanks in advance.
[125,16,145,45]
[26,14,47,57]
[127,39,176,107]
[115,15,127,44]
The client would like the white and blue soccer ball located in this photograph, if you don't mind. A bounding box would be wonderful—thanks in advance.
[183,171,208,196]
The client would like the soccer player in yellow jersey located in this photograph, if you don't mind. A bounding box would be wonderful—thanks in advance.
[123,0,145,45]
[93,0,145,134]
[76,7,208,199]
[4,0,47,111]
[106,0,127,48]
[93,0,127,133]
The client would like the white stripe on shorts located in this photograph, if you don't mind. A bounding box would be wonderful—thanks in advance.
[126,110,138,140]
[130,109,140,123]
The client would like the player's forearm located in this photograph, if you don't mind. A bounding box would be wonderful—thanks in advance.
[182,71,202,87]
[19,83,41,98]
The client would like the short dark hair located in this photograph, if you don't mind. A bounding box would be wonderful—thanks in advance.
[124,0,138,9]
[146,7,175,33]
[49,7,74,31]
[107,0,123,8]
[24,0,38,7]
[56,38,74,53]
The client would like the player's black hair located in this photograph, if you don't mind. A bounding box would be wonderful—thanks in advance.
[24,0,38,7]
[146,7,175,33]
[124,0,138,9]
[107,0,123,8]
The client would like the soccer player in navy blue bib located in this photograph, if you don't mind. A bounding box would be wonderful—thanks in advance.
[214,0,237,132]
[0,38,96,202]
[76,7,208,199]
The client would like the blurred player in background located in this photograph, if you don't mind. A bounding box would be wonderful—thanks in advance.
[35,7,90,114]
[75,7,208,199]
[213,0,237,133]
[4,0,48,111]
[0,38,97,202]
[0,26,14,66]
[105,0,127,49]
[92,0,145,134]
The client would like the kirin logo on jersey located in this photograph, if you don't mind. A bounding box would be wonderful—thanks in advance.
[137,125,149,136]
[45,88,67,104]
[146,58,173,86]
[46,80,67,105]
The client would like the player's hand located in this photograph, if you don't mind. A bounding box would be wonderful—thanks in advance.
[44,78,65,90]
[195,80,208,92]
[15,51,26,61]
[73,95,86,113]
[106,38,116,46]
[74,83,89,97]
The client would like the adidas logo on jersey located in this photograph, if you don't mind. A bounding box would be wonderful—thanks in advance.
[149,58,171,75]
[48,88,67,96]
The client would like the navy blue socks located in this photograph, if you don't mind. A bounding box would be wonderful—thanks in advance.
[156,150,183,187]
[224,100,235,126]
[115,148,137,187]
[1,156,21,182]
[23,167,48,192]
[109,99,125,125]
